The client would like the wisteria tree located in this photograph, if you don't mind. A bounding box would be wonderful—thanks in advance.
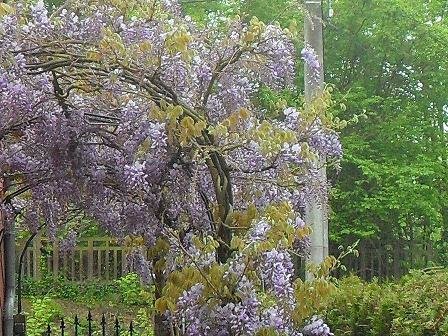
[0,0,342,335]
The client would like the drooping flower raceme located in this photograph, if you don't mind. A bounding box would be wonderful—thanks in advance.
[302,317,334,336]
[301,45,321,81]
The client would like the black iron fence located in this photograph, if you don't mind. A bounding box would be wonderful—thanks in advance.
[44,311,136,336]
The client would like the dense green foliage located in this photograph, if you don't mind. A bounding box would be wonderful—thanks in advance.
[23,273,153,307]
[26,296,62,336]
[116,273,154,306]
[23,274,155,335]
[325,269,448,336]
[21,250,158,335]
[327,0,448,270]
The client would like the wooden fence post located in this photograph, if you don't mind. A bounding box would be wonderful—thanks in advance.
[113,249,118,279]
[79,249,84,281]
[360,241,366,279]
[62,252,67,279]
[71,251,75,281]
[393,240,401,277]
[87,239,93,280]
[105,241,109,281]
[97,247,101,278]
[52,240,59,279]
[121,248,127,276]
[33,234,41,280]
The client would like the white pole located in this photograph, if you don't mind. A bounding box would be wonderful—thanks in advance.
[304,0,328,279]
[1,177,15,336]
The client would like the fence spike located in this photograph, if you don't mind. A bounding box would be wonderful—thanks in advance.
[60,317,65,336]
[46,323,51,336]
[114,317,120,336]
[74,315,80,336]
[129,320,134,336]
[101,313,106,336]
[87,310,93,336]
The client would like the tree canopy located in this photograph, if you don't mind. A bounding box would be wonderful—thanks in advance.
[327,0,448,269]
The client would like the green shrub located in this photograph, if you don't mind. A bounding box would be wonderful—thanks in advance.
[23,275,120,304]
[324,269,448,336]
[23,272,154,308]
[79,280,121,305]
[26,296,62,336]
[115,273,153,306]
[132,308,155,336]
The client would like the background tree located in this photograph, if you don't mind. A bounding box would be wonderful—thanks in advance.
[327,0,448,276]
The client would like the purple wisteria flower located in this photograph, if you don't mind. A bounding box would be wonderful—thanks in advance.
[59,230,78,253]
[262,249,295,302]
[302,316,334,336]
[301,45,321,81]
[126,248,153,284]
[124,162,148,190]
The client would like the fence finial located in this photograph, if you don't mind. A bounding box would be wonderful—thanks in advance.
[114,317,120,336]
[87,311,93,335]
[101,313,107,336]
[60,317,65,336]
[129,320,134,336]
[74,315,80,336]
[43,313,134,336]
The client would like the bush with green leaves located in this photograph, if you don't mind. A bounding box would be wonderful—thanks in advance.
[324,269,448,336]
[132,308,155,336]
[23,272,154,308]
[26,296,62,336]
[115,273,153,306]
[23,275,119,303]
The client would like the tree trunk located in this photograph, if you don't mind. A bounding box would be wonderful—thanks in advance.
[360,241,366,279]
[393,240,401,277]
[206,152,233,263]
[153,264,171,336]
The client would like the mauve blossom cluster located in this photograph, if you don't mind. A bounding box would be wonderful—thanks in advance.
[174,282,261,335]
[0,1,339,334]
[59,230,78,253]
[309,129,343,159]
[301,45,321,82]
[126,248,153,284]
[172,251,330,335]
[302,317,334,336]
[256,25,296,88]
[124,162,149,190]
[175,283,205,334]
[262,249,295,303]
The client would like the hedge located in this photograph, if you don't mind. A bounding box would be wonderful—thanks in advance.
[324,269,448,336]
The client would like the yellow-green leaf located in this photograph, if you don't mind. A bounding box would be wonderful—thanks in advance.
[0,3,15,17]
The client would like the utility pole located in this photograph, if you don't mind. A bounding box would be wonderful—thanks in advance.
[304,0,328,279]
[1,177,15,336]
